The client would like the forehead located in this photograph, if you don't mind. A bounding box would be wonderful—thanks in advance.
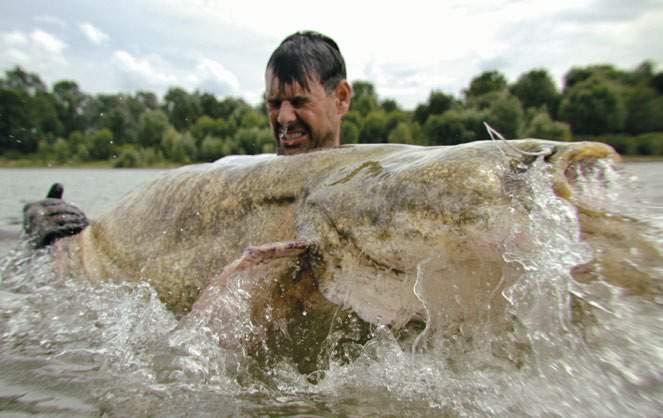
[265,70,324,98]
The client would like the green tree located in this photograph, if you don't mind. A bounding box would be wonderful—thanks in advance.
[199,135,226,161]
[341,120,360,144]
[239,108,267,129]
[559,75,626,135]
[191,116,234,143]
[424,108,486,146]
[524,111,572,141]
[413,90,455,125]
[52,138,70,163]
[88,129,115,160]
[31,92,63,138]
[87,94,141,145]
[343,111,363,129]
[0,88,36,153]
[52,80,89,136]
[510,69,560,116]
[135,91,159,111]
[464,70,507,99]
[138,110,171,148]
[67,131,88,159]
[0,66,46,95]
[161,128,196,163]
[359,111,389,143]
[351,80,379,116]
[113,146,141,168]
[563,64,626,91]
[652,72,663,94]
[163,87,201,131]
[625,85,663,134]
[219,97,247,120]
[482,92,525,139]
[381,98,399,113]
[388,122,414,144]
[231,127,273,155]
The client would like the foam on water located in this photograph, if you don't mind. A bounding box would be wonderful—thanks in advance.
[1,158,662,417]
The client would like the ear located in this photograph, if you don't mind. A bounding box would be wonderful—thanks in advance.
[334,80,352,116]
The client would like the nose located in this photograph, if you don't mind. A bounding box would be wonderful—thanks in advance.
[277,101,296,127]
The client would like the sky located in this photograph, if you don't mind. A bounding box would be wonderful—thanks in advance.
[1,0,662,109]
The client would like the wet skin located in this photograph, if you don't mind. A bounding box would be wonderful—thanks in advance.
[265,71,351,155]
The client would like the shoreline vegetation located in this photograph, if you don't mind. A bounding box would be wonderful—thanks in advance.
[2,62,663,168]
[0,147,661,169]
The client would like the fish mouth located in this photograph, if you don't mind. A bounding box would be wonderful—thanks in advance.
[548,142,622,210]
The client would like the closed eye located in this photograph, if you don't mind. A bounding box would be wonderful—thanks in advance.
[289,97,308,108]
[267,99,281,110]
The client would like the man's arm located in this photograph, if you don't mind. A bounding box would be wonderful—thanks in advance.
[23,183,89,249]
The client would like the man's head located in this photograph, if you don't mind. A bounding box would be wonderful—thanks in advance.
[265,31,352,155]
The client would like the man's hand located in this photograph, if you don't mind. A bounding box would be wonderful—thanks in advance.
[23,183,89,249]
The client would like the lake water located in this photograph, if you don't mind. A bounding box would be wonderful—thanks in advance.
[0,161,662,417]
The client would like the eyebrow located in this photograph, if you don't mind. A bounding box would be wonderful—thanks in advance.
[266,94,310,104]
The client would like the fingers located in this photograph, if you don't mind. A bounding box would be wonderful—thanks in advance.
[40,221,89,247]
[24,200,86,229]
[22,198,89,248]
[43,203,86,219]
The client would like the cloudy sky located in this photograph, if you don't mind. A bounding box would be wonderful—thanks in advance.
[1,0,662,109]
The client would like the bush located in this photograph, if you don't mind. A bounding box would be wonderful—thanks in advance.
[424,109,487,145]
[113,146,165,167]
[199,135,225,161]
[524,111,572,141]
[592,132,663,156]
[114,146,141,168]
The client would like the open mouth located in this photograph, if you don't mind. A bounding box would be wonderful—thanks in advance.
[279,125,309,148]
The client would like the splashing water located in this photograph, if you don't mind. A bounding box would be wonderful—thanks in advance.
[1,160,661,417]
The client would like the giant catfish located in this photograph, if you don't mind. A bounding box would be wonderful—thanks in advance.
[50,140,661,372]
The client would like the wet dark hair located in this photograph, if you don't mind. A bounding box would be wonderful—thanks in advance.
[266,31,347,94]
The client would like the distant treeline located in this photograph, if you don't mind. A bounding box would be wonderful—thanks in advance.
[1,62,662,167]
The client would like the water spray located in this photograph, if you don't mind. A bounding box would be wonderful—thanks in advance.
[279,126,288,141]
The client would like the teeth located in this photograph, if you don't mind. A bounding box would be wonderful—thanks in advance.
[279,127,305,142]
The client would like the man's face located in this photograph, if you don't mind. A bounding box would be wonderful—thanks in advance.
[265,71,346,155]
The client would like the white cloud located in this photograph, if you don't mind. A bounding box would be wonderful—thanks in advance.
[33,15,67,27]
[79,22,109,45]
[5,49,30,64]
[30,29,67,55]
[112,50,177,90]
[1,31,28,46]
[0,29,67,72]
[2,0,661,107]
[111,49,242,96]
[186,58,240,96]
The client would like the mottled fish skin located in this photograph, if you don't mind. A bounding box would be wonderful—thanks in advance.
[52,140,656,337]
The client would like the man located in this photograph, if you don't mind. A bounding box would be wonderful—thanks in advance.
[265,31,352,155]
[23,31,352,248]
